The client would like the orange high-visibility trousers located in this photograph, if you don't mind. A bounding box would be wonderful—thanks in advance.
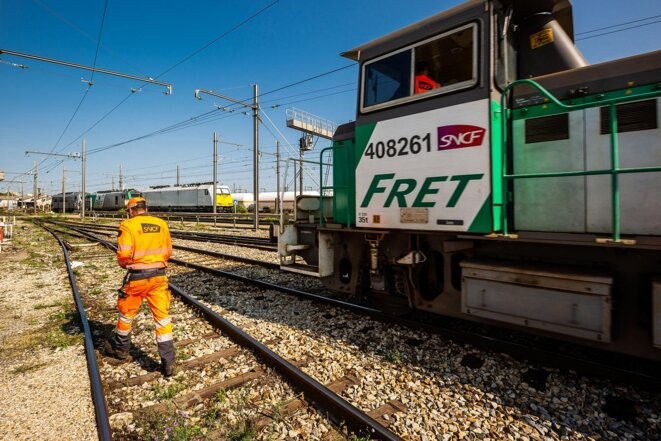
[114,275,174,364]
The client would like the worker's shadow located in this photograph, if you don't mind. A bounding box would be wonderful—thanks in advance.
[85,319,160,372]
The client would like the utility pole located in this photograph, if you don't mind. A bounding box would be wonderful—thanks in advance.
[252,84,260,230]
[32,161,37,214]
[19,180,24,210]
[194,86,260,230]
[81,140,86,219]
[61,166,66,214]
[176,165,180,186]
[119,164,123,191]
[213,131,218,215]
[299,147,304,196]
[276,140,281,215]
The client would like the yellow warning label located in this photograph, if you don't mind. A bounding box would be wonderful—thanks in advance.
[530,28,554,49]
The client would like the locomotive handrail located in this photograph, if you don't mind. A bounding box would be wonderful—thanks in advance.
[499,79,661,243]
[319,146,333,226]
[319,146,350,227]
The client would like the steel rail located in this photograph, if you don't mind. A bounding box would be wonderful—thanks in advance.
[170,231,276,251]
[40,223,112,441]
[170,282,401,440]
[174,244,279,269]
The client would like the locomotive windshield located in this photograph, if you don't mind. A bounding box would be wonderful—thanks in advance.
[361,22,478,112]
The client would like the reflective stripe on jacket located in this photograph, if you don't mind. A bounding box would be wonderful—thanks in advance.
[116,214,172,269]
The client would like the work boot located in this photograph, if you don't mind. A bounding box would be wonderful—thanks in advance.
[160,362,175,378]
[158,340,176,377]
[101,340,131,361]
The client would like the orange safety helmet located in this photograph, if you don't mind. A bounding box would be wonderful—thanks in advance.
[126,196,147,210]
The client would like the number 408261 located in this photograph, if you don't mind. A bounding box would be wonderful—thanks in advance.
[364,133,431,159]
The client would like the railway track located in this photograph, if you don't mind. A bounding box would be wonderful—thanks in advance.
[48,220,661,384]
[49,220,280,269]
[43,223,404,440]
[48,220,661,386]
[51,220,278,252]
[40,219,661,440]
[89,211,286,227]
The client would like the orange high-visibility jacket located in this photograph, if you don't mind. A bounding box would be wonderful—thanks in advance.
[117,214,172,270]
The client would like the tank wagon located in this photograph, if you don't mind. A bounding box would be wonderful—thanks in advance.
[279,0,661,361]
[141,183,233,212]
[231,192,255,211]
[93,189,142,211]
[252,191,320,213]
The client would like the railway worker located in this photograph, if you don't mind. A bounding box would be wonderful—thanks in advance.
[102,196,176,377]
[414,61,441,94]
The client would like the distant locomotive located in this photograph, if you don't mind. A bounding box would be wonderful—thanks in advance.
[141,183,233,212]
[279,0,661,361]
[51,192,84,213]
[93,189,142,211]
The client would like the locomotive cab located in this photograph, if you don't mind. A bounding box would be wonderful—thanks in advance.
[279,0,661,360]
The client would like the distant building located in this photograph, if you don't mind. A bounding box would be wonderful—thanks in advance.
[0,195,18,211]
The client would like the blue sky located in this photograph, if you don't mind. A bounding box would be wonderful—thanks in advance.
[1,0,660,196]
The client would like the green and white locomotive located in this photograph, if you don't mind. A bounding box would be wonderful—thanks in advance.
[279,0,661,361]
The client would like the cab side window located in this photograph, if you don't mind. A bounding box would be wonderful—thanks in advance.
[361,23,477,112]
[363,50,411,107]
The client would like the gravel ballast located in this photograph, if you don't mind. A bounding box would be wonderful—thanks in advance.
[0,219,97,440]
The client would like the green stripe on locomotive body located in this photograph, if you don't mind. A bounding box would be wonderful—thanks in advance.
[355,122,377,163]
[349,99,494,233]
[487,99,502,233]
[331,122,377,226]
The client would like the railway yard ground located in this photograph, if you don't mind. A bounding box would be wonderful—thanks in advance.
[0,219,97,440]
[0,217,660,440]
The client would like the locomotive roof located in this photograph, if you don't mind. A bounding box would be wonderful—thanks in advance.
[341,0,574,62]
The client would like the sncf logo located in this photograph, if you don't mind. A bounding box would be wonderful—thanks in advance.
[437,125,486,150]
[141,223,161,233]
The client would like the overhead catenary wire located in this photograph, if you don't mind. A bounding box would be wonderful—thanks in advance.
[576,13,661,36]
[576,19,661,41]
[85,73,357,157]
[33,0,149,77]
[71,77,344,192]
[41,0,281,170]
[36,0,110,173]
